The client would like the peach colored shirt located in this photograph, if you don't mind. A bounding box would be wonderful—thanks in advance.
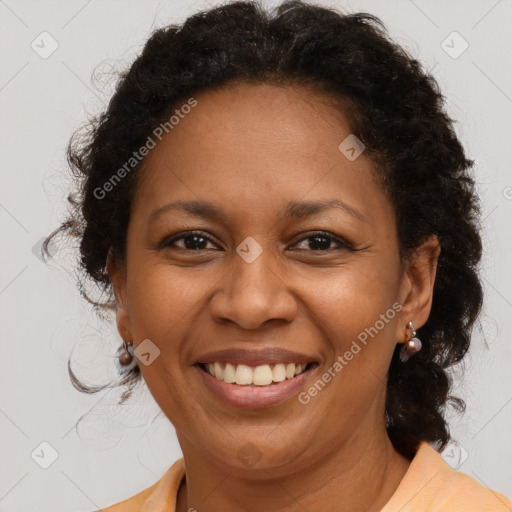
[98,441,512,511]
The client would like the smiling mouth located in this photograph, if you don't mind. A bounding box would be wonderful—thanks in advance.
[196,361,317,387]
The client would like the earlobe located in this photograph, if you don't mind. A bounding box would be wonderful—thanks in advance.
[106,248,133,342]
[395,235,441,343]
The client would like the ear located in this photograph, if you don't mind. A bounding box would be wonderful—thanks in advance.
[106,248,133,342]
[395,234,441,343]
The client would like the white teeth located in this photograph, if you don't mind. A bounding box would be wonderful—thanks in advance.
[286,363,296,379]
[253,364,273,386]
[235,364,253,385]
[224,362,236,383]
[272,363,286,382]
[203,362,310,386]
[214,361,223,380]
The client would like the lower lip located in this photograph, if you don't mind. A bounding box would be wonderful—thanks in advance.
[194,364,317,409]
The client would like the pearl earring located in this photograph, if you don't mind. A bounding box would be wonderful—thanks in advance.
[118,340,136,367]
[399,321,422,362]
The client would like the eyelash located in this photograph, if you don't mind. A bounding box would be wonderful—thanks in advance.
[158,230,355,252]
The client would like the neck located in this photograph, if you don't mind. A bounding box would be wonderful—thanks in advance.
[175,427,411,512]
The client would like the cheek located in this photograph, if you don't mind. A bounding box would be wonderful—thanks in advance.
[308,261,399,335]
[300,268,399,414]
[304,264,401,402]
[125,260,219,341]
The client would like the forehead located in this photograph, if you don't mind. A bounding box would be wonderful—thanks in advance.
[157,82,354,156]
[131,82,389,227]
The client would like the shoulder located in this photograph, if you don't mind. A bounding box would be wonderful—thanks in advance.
[382,442,512,512]
[438,467,512,511]
[94,458,186,512]
[98,485,156,512]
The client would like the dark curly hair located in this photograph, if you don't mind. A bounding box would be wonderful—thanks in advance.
[43,0,483,460]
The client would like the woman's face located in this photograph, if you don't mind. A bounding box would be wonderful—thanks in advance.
[108,83,439,475]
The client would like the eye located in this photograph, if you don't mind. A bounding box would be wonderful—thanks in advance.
[158,231,220,251]
[290,231,354,252]
[158,230,354,252]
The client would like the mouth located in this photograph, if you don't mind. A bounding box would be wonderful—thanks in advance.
[196,361,315,386]
[194,361,319,409]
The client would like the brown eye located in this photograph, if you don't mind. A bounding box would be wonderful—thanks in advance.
[159,231,219,251]
[291,231,354,252]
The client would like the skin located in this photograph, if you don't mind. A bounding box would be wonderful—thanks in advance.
[107,82,441,512]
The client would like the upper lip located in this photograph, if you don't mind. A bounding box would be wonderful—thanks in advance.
[194,347,318,366]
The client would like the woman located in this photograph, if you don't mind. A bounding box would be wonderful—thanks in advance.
[43,1,512,510]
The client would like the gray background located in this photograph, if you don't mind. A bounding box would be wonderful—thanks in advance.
[0,0,511,510]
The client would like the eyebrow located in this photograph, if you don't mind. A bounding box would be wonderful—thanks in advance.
[148,198,367,224]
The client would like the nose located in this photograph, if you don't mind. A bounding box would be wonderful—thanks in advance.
[209,251,298,330]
